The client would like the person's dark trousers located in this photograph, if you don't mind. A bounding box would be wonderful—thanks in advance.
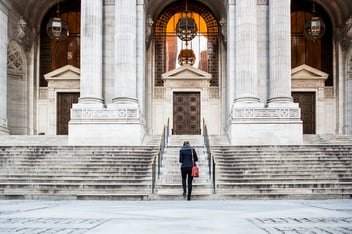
[181,167,193,200]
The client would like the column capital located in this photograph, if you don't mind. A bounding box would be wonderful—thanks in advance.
[0,0,11,14]
[337,16,352,51]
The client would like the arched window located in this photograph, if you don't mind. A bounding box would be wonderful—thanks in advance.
[40,0,80,87]
[165,12,208,71]
[291,0,333,86]
[155,1,219,86]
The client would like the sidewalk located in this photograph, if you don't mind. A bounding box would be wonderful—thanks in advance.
[0,199,351,233]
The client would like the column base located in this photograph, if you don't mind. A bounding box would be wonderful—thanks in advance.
[68,103,145,146]
[0,119,9,135]
[0,126,9,135]
[228,105,303,145]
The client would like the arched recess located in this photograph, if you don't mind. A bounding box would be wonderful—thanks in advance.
[291,0,333,86]
[291,0,336,135]
[7,40,28,134]
[39,0,80,87]
[154,1,219,86]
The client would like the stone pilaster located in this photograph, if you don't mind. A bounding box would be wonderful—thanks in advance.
[268,0,293,106]
[78,0,104,105]
[0,1,10,134]
[113,0,137,104]
[234,0,260,104]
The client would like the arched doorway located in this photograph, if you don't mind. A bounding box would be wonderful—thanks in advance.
[291,0,333,134]
[39,0,81,135]
[151,1,221,135]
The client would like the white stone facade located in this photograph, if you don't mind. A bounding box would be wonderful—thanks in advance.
[1,0,352,145]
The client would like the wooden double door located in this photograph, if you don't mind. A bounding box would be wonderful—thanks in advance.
[173,92,201,135]
[57,92,80,135]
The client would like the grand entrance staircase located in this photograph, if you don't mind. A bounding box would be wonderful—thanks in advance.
[0,134,351,200]
[155,135,213,199]
[211,135,352,199]
[0,137,159,200]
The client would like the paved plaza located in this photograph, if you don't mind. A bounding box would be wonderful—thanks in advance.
[0,199,351,233]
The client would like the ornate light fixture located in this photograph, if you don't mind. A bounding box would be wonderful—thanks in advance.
[46,0,69,41]
[176,17,198,42]
[176,0,198,66]
[178,48,196,66]
[304,3,325,41]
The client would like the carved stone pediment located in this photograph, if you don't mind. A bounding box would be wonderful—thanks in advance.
[291,64,328,88]
[162,64,211,80]
[44,65,80,81]
[161,65,211,89]
[44,65,80,89]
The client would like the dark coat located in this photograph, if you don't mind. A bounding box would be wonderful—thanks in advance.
[179,144,198,168]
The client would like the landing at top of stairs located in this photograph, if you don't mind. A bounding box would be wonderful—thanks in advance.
[0,135,68,146]
[167,135,205,147]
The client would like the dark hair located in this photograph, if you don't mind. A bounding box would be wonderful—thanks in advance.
[183,141,190,146]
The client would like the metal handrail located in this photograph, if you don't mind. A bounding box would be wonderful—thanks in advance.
[152,119,170,194]
[158,118,170,178]
[212,154,216,194]
[151,154,157,194]
[203,119,211,178]
[202,118,216,194]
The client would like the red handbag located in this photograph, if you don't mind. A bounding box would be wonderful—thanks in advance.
[191,149,199,177]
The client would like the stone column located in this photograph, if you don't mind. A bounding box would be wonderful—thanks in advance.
[79,0,103,105]
[0,1,10,134]
[136,0,145,114]
[227,0,236,111]
[268,0,294,106]
[234,0,260,104]
[113,0,137,104]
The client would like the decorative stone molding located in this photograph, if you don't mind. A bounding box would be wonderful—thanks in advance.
[10,16,33,51]
[338,16,352,51]
[233,108,300,119]
[324,87,335,99]
[71,108,140,120]
[0,118,7,128]
[7,40,25,75]
[291,64,329,89]
[219,17,226,43]
[146,16,153,48]
[153,87,164,99]
[209,87,219,99]
[14,17,26,42]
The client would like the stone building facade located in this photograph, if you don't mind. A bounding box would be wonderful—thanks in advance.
[0,0,352,145]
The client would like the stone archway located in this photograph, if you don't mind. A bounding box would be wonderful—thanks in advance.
[154,1,219,87]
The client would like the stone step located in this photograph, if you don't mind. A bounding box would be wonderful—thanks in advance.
[167,135,205,146]
[215,182,352,189]
[0,177,153,183]
[211,193,352,200]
